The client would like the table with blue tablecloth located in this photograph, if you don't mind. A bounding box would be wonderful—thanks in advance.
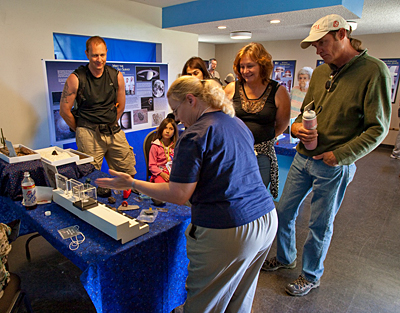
[0,160,191,313]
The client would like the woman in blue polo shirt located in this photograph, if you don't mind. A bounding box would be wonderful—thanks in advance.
[96,76,277,313]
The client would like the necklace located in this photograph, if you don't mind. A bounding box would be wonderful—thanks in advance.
[200,106,211,117]
[160,140,172,162]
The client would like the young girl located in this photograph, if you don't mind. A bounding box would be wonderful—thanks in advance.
[149,118,178,183]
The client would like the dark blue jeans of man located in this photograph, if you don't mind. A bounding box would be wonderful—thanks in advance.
[276,152,356,282]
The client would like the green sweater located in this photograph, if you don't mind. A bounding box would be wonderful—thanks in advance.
[294,50,392,165]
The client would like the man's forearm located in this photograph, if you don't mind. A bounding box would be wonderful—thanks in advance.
[60,111,77,131]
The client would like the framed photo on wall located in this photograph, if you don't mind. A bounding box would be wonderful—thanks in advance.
[273,60,296,93]
[380,58,400,103]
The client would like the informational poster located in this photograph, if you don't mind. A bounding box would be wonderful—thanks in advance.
[272,60,296,93]
[43,60,168,145]
[380,58,400,103]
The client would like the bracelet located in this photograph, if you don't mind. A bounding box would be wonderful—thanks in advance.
[131,179,136,190]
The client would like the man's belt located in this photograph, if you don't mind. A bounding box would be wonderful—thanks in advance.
[77,118,121,136]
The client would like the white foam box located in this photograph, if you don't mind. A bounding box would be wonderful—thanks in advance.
[65,149,94,165]
[35,146,79,166]
[0,144,41,164]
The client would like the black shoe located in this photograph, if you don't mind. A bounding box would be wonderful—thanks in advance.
[261,256,296,271]
[285,275,320,296]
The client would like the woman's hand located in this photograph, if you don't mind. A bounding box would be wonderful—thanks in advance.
[95,169,134,190]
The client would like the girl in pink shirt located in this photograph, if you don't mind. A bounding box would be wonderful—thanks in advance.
[149,118,178,183]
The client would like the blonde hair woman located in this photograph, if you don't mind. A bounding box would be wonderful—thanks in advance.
[96,76,277,313]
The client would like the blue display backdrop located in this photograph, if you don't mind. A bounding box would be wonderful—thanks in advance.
[53,33,158,62]
[272,60,296,93]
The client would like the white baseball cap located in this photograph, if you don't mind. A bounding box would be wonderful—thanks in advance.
[301,14,350,49]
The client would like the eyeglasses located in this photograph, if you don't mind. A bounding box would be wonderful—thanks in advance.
[172,101,183,116]
[325,66,344,92]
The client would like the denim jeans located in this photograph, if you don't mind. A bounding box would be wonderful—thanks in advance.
[257,154,271,188]
[276,153,356,282]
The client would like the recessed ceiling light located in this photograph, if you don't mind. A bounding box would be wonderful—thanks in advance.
[218,26,227,29]
[270,19,281,24]
[230,31,252,40]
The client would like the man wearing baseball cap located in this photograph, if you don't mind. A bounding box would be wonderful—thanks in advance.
[263,14,391,296]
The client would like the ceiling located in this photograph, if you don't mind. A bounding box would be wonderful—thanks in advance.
[130,0,400,44]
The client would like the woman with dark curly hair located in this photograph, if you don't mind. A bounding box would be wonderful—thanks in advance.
[225,42,290,199]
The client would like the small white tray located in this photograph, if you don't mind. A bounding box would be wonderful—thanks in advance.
[0,144,41,164]
[65,149,94,165]
[35,146,79,166]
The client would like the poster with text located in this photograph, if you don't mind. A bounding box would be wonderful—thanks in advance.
[43,60,168,145]
[381,58,400,103]
[273,60,296,93]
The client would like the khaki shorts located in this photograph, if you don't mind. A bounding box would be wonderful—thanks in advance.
[76,127,137,176]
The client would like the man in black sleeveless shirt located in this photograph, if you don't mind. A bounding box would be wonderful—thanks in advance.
[60,36,136,177]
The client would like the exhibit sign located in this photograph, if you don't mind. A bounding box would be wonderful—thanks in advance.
[42,60,169,145]
[272,60,296,93]
[380,58,400,103]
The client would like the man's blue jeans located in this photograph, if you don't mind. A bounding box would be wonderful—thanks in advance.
[276,152,356,282]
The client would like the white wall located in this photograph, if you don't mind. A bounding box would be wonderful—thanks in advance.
[216,33,400,145]
[198,43,216,61]
[0,0,198,149]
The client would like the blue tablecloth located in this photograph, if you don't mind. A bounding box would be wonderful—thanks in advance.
[12,169,191,313]
[0,158,95,200]
[0,159,95,235]
[274,133,297,157]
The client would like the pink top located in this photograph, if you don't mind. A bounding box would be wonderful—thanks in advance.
[148,139,174,177]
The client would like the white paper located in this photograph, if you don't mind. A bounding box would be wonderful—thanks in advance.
[5,140,17,157]
[36,186,54,203]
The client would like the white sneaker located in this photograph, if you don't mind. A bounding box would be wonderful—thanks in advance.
[390,154,400,159]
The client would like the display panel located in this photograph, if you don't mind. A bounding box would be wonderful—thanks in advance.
[43,60,168,145]
[272,60,296,93]
[380,58,400,103]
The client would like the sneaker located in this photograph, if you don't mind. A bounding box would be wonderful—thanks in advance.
[261,256,296,272]
[390,153,400,159]
[285,275,320,296]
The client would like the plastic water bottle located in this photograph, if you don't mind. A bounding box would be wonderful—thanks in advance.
[22,172,37,210]
[302,110,318,150]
